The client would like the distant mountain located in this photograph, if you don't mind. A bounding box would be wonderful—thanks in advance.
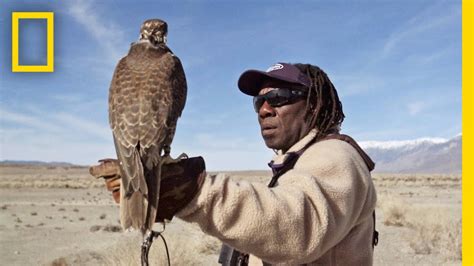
[359,134,462,174]
[0,135,462,174]
[0,160,78,167]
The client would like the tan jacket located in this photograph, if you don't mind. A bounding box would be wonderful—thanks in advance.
[177,130,377,265]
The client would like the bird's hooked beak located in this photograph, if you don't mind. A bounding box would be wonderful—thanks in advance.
[140,31,167,46]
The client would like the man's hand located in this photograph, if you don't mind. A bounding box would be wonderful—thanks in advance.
[89,157,206,222]
[157,156,206,221]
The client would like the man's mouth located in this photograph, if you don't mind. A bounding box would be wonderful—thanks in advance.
[261,125,277,135]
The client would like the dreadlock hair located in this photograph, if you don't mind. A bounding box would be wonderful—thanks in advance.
[294,64,345,139]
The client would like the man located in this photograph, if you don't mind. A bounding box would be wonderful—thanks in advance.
[91,63,377,265]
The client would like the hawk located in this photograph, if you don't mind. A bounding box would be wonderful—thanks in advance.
[108,19,187,234]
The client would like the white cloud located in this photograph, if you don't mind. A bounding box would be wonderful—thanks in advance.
[382,4,460,57]
[67,0,126,61]
[332,74,385,97]
[50,93,85,104]
[0,128,114,165]
[0,107,110,140]
[52,112,111,141]
[0,106,114,165]
[0,106,274,170]
[0,108,64,133]
[171,132,274,171]
[407,101,426,116]
[404,47,454,66]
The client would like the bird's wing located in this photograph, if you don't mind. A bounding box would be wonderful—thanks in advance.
[159,52,187,151]
[141,48,188,230]
[169,54,187,120]
[109,53,150,197]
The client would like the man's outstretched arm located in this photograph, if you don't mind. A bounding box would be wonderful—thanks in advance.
[89,156,206,222]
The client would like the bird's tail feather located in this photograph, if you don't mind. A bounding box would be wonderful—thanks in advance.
[120,184,148,231]
[125,147,147,195]
[144,159,161,231]
[119,147,148,232]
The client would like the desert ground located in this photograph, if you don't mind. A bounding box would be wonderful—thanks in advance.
[0,164,461,265]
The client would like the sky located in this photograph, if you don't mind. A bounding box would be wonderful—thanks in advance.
[0,0,462,170]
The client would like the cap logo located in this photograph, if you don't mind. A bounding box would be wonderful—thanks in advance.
[266,63,283,72]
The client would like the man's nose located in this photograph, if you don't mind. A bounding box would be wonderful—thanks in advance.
[258,100,276,118]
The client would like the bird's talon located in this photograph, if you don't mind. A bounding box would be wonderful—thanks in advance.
[161,153,188,165]
[177,153,188,160]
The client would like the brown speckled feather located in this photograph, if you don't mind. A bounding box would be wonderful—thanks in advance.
[108,40,186,232]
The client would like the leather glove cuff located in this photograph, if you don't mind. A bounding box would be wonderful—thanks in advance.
[89,158,121,179]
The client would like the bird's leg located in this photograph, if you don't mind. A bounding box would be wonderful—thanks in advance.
[161,145,188,165]
[141,230,160,266]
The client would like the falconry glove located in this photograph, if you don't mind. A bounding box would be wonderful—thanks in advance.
[156,156,206,222]
[89,158,121,203]
[89,156,206,222]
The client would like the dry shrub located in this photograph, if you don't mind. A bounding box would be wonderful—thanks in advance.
[50,257,68,266]
[88,224,122,233]
[90,225,102,232]
[48,252,108,266]
[372,173,461,188]
[0,175,104,189]
[407,210,461,261]
[380,198,409,227]
[378,195,461,262]
[49,220,221,265]
[103,224,221,265]
[102,224,122,232]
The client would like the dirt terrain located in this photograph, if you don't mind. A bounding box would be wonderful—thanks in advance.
[0,165,461,265]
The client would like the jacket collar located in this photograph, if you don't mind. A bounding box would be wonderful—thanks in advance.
[268,129,318,174]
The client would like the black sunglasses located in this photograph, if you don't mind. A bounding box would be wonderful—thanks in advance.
[253,88,308,112]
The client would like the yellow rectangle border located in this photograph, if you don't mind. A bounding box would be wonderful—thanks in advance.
[463,0,471,265]
[12,12,54,72]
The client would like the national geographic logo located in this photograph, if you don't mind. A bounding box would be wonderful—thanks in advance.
[11,12,54,72]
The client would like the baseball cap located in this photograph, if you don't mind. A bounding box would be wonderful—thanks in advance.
[238,62,311,96]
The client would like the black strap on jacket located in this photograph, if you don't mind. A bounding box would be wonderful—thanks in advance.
[218,134,378,266]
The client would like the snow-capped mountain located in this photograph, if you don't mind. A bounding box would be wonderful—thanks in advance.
[359,134,462,174]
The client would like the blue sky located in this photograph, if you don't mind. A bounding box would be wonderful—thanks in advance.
[0,0,461,170]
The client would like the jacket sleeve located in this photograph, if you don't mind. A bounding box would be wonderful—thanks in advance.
[176,140,377,264]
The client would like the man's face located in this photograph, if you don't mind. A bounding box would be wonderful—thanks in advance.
[257,81,311,153]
